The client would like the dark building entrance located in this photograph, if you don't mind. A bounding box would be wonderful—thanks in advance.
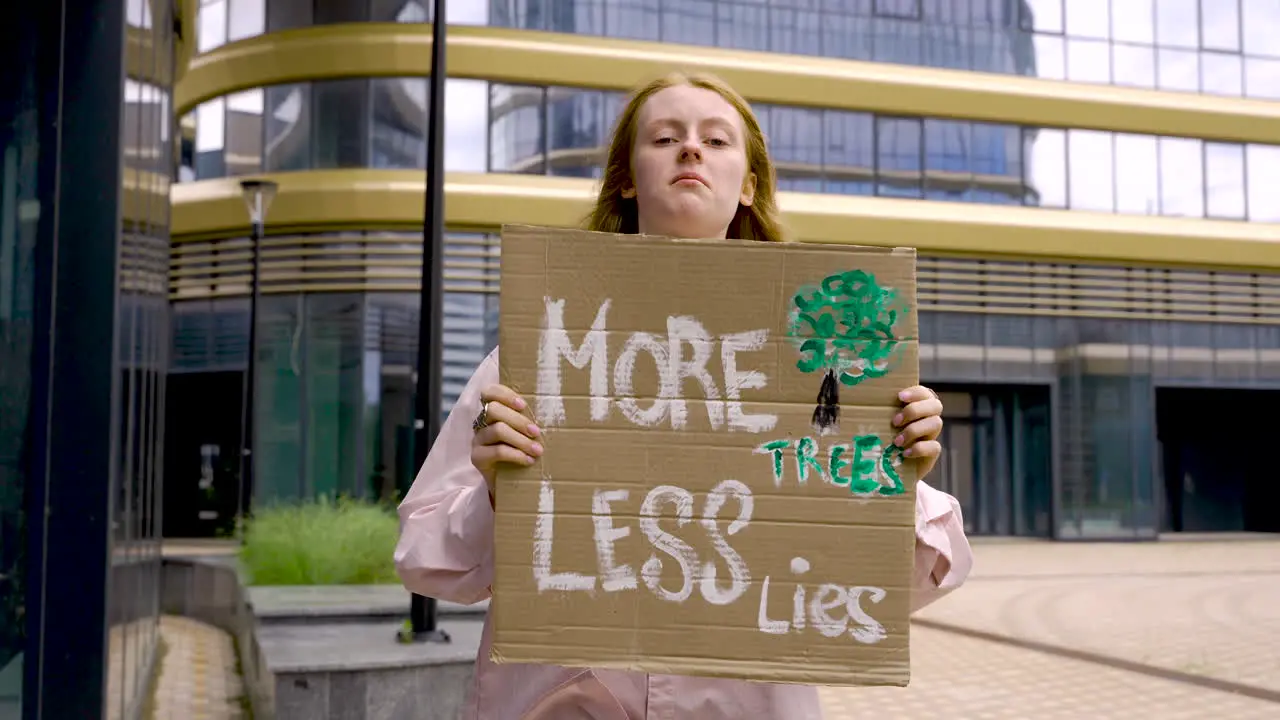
[930,384,1054,537]
[1157,388,1280,534]
[162,371,244,538]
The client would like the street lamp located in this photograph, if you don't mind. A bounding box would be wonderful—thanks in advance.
[237,178,277,527]
[400,0,452,645]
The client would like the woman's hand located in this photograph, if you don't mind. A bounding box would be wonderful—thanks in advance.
[893,385,944,481]
[470,383,543,499]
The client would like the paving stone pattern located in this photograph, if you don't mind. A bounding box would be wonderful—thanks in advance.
[150,538,1280,718]
[149,615,246,720]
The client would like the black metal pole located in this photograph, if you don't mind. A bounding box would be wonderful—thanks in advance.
[403,0,451,645]
[238,220,262,524]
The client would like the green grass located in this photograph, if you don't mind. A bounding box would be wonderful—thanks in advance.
[238,496,401,586]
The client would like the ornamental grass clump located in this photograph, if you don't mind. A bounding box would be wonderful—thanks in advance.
[238,496,401,586]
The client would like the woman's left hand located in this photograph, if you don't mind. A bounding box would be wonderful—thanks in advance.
[893,385,944,481]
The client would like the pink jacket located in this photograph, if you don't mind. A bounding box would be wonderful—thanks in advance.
[395,348,973,720]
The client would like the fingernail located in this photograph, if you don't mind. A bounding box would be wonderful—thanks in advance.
[528,423,541,437]
[903,447,914,457]
[892,414,903,427]
[894,435,904,446]
[898,390,910,401]
[514,397,527,410]
[524,454,536,465]
[531,442,543,455]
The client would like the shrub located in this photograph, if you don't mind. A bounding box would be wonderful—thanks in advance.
[238,496,401,586]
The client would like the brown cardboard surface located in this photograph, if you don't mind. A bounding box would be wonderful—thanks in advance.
[492,225,920,687]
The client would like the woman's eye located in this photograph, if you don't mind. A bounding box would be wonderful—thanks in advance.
[706,137,729,147]
[656,137,677,145]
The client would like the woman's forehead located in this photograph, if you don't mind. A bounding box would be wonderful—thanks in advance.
[637,85,742,128]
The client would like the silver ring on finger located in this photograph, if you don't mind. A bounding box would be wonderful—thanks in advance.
[472,402,490,432]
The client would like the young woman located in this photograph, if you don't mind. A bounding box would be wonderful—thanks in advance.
[395,71,973,720]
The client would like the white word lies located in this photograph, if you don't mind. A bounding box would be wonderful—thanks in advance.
[537,297,777,433]
[532,476,887,643]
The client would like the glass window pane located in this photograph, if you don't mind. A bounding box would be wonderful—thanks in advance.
[1067,129,1113,212]
[1031,33,1066,79]
[1113,134,1159,215]
[1067,39,1110,83]
[1025,127,1066,208]
[662,0,715,46]
[1156,0,1199,48]
[224,89,263,176]
[197,0,227,52]
[1112,43,1156,88]
[194,98,227,179]
[488,84,546,174]
[313,79,370,169]
[1157,48,1201,93]
[372,78,427,170]
[1246,144,1280,222]
[1111,0,1154,44]
[876,117,923,198]
[872,17,924,66]
[923,118,971,202]
[769,6,821,55]
[822,110,874,196]
[444,79,487,173]
[546,88,611,179]
[1159,137,1205,218]
[1021,0,1063,33]
[1242,0,1280,57]
[227,0,265,42]
[1200,0,1241,50]
[1245,57,1280,100]
[314,0,370,24]
[264,84,311,172]
[1204,143,1246,220]
[1065,0,1109,39]
[256,295,304,504]
[1201,52,1244,96]
[605,0,660,40]
[267,0,313,31]
[717,0,770,51]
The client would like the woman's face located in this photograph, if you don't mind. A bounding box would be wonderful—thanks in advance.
[624,84,757,240]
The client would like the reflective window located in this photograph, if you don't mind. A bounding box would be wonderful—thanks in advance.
[182,81,1279,224]
[1205,142,1247,220]
[484,0,1280,93]
[1201,0,1242,52]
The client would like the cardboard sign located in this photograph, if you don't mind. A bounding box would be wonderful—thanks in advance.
[492,225,919,687]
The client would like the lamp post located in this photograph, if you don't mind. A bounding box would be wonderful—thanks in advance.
[237,178,277,527]
[400,0,452,645]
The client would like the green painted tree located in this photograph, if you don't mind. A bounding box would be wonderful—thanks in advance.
[787,269,908,431]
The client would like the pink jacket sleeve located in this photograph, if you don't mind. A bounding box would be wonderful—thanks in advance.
[394,348,500,606]
[910,480,974,613]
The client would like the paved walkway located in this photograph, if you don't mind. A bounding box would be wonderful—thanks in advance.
[149,615,245,720]
[821,537,1280,718]
[150,537,1280,718]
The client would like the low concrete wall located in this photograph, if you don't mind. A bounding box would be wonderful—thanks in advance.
[160,556,481,720]
[160,556,274,718]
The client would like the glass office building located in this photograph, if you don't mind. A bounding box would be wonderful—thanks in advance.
[1,1,175,718]
[171,0,1280,540]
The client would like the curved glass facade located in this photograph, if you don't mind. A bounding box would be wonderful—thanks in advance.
[185,78,1280,221]
[176,2,1280,542]
[490,0,1280,99]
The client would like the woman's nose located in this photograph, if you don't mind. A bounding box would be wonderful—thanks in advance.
[678,143,702,162]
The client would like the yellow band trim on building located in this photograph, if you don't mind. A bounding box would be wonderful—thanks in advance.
[175,23,1280,145]
[170,169,1280,271]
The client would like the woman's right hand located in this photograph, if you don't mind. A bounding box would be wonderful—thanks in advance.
[470,383,543,500]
